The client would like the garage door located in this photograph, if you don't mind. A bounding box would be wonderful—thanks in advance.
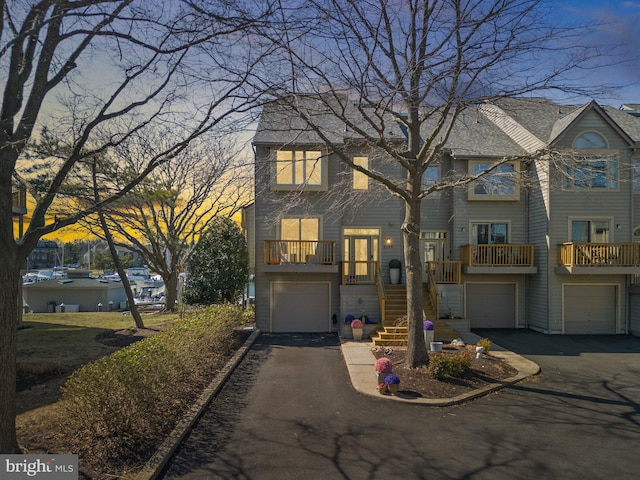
[564,285,616,334]
[271,282,330,332]
[466,283,516,328]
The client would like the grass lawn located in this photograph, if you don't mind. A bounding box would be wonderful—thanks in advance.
[16,311,178,415]
[18,312,176,368]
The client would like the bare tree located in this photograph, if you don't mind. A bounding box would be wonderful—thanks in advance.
[85,133,252,312]
[260,0,614,367]
[1,0,270,453]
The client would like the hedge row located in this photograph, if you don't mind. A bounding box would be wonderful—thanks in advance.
[60,305,247,476]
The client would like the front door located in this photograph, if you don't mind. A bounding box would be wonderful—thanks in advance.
[343,229,379,282]
[421,231,449,264]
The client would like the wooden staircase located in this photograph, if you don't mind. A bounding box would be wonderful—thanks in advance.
[370,284,462,347]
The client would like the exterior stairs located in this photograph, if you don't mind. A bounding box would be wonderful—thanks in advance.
[370,284,462,347]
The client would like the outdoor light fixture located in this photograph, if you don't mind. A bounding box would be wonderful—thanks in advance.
[384,237,393,248]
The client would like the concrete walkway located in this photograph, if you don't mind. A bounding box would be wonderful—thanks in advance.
[340,331,540,405]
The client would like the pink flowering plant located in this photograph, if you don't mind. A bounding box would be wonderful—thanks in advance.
[374,357,393,374]
[350,319,363,329]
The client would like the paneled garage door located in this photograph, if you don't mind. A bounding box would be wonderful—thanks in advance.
[564,285,616,334]
[271,282,330,332]
[466,283,516,328]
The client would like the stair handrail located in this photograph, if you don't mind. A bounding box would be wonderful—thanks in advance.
[426,263,439,320]
[376,262,386,324]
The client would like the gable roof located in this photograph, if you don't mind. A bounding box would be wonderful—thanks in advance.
[483,97,640,150]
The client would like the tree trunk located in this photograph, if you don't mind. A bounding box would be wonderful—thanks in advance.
[0,263,21,453]
[98,213,145,328]
[163,272,178,311]
[403,195,429,368]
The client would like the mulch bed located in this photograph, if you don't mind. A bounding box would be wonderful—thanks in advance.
[372,344,518,399]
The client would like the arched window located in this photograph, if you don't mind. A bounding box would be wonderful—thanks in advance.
[573,131,608,149]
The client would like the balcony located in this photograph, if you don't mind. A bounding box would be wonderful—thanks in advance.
[426,261,461,284]
[12,186,27,215]
[262,240,338,273]
[556,242,640,275]
[342,261,378,284]
[461,244,537,274]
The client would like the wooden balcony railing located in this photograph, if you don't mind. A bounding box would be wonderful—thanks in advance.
[342,260,378,284]
[426,261,461,284]
[264,240,336,265]
[461,244,534,267]
[558,242,640,267]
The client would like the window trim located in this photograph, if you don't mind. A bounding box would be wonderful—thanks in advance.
[567,217,614,243]
[562,154,618,191]
[279,216,322,241]
[469,221,511,245]
[352,156,369,190]
[572,131,609,149]
[423,164,441,198]
[272,149,328,192]
[468,160,520,201]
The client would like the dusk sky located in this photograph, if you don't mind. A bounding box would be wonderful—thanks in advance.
[561,0,639,105]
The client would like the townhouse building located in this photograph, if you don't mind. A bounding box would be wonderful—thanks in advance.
[244,96,640,338]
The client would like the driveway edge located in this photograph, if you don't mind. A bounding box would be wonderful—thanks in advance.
[133,328,261,480]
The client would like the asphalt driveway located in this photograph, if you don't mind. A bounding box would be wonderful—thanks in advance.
[161,331,640,480]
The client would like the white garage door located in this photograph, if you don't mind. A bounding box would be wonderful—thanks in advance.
[564,285,616,334]
[466,283,516,328]
[271,282,330,332]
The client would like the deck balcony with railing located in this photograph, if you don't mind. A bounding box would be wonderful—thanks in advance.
[342,260,378,284]
[557,242,640,274]
[461,244,537,274]
[426,261,461,284]
[262,240,338,273]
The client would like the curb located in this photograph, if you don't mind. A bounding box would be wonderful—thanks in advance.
[133,328,261,480]
[342,340,540,406]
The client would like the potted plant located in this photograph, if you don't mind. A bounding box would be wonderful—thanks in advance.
[350,319,363,340]
[389,258,401,284]
[384,373,401,394]
[423,320,435,350]
[374,357,393,384]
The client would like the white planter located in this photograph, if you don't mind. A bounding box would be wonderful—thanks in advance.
[423,330,434,349]
[390,268,400,284]
[430,341,443,352]
[353,328,363,341]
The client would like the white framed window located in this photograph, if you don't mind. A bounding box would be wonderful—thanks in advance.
[273,150,327,191]
[423,165,440,198]
[569,218,612,243]
[353,156,369,190]
[280,217,320,241]
[573,131,608,149]
[471,222,509,244]
[563,157,618,190]
[564,132,617,191]
[468,161,519,201]
[633,161,640,193]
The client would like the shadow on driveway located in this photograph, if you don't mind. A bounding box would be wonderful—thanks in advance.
[473,328,640,356]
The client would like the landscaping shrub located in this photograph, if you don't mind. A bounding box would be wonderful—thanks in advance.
[476,337,492,354]
[60,304,246,476]
[428,351,472,380]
